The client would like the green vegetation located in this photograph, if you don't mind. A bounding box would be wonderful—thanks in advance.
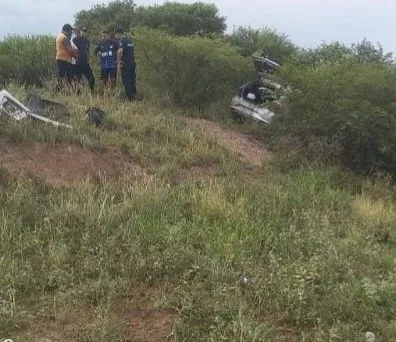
[74,0,137,36]
[75,0,226,37]
[270,41,396,173]
[1,89,396,341]
[0,2,396,341]
[228,26,297,62]
[135,28,251,109]
[134,2,226,36]
[0,36,54,86]
[297,39,394,66]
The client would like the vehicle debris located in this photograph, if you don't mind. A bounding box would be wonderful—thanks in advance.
[0,90,28,121]
[230,56,283,124]
[365,332,376,342]
[0,90,72,129]
[238,275,251,287]
[86,107,107,127]
[26,93,70,120]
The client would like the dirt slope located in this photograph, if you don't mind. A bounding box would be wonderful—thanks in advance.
[188,118,268,167]
[0,142,143,187]
[0,118,267,189]
[0,119,269,341]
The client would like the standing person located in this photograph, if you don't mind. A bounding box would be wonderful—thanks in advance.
[94,31,118,94]
[72,27,95,93]
[114,27,137,101]
[55,24,78,90]
[70,30,79,85]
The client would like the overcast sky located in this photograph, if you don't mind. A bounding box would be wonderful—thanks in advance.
[1,0,395,53]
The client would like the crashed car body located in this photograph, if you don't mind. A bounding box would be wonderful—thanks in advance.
[231,56,283,124]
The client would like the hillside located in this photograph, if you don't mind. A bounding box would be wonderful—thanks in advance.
[0,87,395,341]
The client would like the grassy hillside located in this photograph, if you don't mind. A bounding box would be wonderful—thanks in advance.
[0,86,395,341]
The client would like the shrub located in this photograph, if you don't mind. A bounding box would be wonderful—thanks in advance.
[228,26,297,62]
[291,39,394,67]
[74,0,226,37]
[134,2,226,36]
[0,35,54,86]
[273,57,396,173]
[134,28,251,109]
[74,0,136,37]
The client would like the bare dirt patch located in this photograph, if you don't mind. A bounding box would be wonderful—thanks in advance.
[21,306,95,342]
[18,288,176,342]
[116,288,176,342]
[188,118,269,167]
[170,164,218,183]
[0,142,145,187]
[120,308,175,342]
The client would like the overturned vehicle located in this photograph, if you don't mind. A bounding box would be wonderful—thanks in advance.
[231,56,285,124]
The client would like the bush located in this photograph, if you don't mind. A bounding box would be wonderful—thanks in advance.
[134,2,226,36]
[0,36,54,86]
[74,0,136,37]
[273,57,396,173]
[292,39,394,67]
[228,26,297,62]
[134,28,251,109]
[75,0,226,38]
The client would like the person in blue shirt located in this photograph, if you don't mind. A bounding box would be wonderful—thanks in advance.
[94,31,118,94]
[114,27,137,101]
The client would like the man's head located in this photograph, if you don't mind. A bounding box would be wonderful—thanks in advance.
[113,27,124,40]
[80,27,88,38]
[101,30,110,41]
[62,24,74,37]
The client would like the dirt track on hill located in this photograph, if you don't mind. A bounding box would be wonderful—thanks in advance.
[187,118,269,167]
[0,119,267,188]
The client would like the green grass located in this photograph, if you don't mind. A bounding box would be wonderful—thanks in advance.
[1,83,244,179]
[0,84,395,341]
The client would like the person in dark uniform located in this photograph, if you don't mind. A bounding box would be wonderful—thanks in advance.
[114,27,137,101]
[94,31,118,94]
[72,27,95,93]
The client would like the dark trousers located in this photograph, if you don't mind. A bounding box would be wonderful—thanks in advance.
[76,63,95,92]
[56,60,73,90]
[121,65,136,100]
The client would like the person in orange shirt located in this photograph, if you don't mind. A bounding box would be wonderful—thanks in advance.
[55,24,78,90]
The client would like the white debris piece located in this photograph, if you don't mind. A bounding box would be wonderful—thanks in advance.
[0,89,72,129]
[0,90,29,120]
[365,332,376,342]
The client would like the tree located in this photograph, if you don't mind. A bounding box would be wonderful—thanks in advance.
[228,26,297,62]
[135,2,226,36]
[351,39,393,65]
[291,39,394,67]
[74,0,136,38]
[74,1,226,38]
[296,41,352,66]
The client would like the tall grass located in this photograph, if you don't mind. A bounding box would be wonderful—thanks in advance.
[0,32,395,341]
[0,36,54,86]
[0,86,395,341]
[0,159,395,341]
